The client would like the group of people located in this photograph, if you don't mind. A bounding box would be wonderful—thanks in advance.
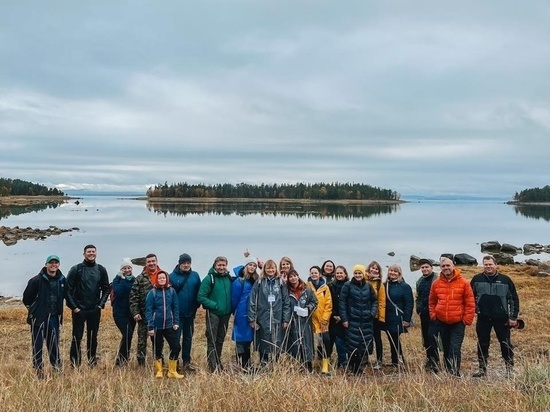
[22,245,520,380]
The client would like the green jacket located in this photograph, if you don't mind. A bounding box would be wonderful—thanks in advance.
[129,270,153,317]
[197,267,233,317]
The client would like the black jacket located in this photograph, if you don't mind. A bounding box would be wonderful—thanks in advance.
[66,260,110,310]
[23,267,66,324]
[415,272,437,316]
[470,272,519,319]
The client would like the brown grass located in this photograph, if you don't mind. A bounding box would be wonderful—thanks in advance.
[0,265,548,412]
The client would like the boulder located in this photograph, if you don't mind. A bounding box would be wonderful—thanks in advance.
[440,253,454,262]
[409,255,437,271]
[131,257,147,266]
[525,259,541,266]
[388,251,395,257]
[500,243,521,254]
[524,243,544,255]
[454,253,478,266]
[491,252,515,265]
[481,241,501,252]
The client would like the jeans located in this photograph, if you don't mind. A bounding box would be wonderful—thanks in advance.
[31,315,61,371]
[113,310,136,365]
[205,311,230,372]
[420,313,439,368]
[386,330,404,365]
[476,316,514,368]
[333,335,347,367]
[153,328,181,360]
[178,316,195,364]
[371,320,384,363]
[70,307,101,367]
[430,320,465,375]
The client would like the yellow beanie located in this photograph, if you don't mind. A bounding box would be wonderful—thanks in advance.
[352,264,366,276]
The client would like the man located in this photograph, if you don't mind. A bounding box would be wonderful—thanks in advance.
[470,255,520,377]
[129,253,163,366]
[428,257,475,377]
[415,258,439,372]
[23,254,66,379]
[197,256,233,373]
[66,245,110,368]
[169,253,201,372]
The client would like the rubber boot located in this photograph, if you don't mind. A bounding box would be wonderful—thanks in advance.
[167,359,184,379]
[154,359,164,378]
[321,358,330,375]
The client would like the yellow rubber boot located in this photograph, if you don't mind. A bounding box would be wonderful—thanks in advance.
[167,359,184,379]
[154,359,164,378]
[321,358,330,375]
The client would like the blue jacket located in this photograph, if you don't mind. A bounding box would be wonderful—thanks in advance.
[169,265,201,318]
[231,268,255,343]
[111,273,135,318]
[145,286,180,331]
[385,280,414,334]
[23,268,66,324]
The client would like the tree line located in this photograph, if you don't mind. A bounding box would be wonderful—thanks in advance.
[513,185,550,202]
[0,178,64,196]
[146,182,401,201]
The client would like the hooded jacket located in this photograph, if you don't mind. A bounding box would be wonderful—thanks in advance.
[23,267,65,324]
[169,265,201,318]
[307,277,332,334]
[231,266,256,343]
[287,281,318,362]
[197,266,233,317]
[145,282,179,331]
[429,269,475,325]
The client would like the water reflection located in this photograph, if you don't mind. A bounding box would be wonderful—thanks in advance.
[514,205,550,222]
[146,201,400,219]
[0,202,63,221]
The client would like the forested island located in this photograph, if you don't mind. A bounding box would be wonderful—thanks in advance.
[146,182,401,202]
[510,185,550,204]
[0,178,66,206]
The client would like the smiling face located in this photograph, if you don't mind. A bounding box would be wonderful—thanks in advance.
[246,262,257,274]
[146,256,158,271]
[353,269,364,282]
[157,272,167,286]
[264,262,277,278]
[322,261,334,275]
[387,267,400,281]
[280,260,291,274]
[440,259,454,278]
[483,258,497,276]
[288,271,299,287]
[83,247,96,262]
[309,267,320,281]
[214,260,227,273]
[420,263,433,276]
[45,259,60,276]
[367,263,381,280]
[335,267,347,281]
[121,265,132,276]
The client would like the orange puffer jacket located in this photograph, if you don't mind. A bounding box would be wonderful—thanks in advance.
[428,269,475,325]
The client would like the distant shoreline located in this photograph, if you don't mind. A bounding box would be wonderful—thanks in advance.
[0,195,72,206]
[506,201,550,206]
[134,197,405,205]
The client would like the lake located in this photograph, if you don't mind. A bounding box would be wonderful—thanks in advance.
[2,197,549,297]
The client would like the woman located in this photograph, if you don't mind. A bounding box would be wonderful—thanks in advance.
[248,259,291,367]
[328,265,349,369]
[145,271,183,379]
[321,260,336,283]
[278,256,295,285]
[111,258,137,367]
[286,269,317,372]
[231,257,258,371]
[339,264,378,374]
[365,261,387,370]
[384,264,414,368]
[308,265,333,374]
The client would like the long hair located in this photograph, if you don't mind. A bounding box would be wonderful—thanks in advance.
[260,259,280,279]
[386,264,403,283]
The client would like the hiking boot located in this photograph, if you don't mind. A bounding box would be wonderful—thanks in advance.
[183,362,197,373]
[472,368,486,378]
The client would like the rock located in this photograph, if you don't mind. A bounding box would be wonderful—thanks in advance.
[131,257,147,266]
[410,255,421,267]
[491,252,514,265]
[537,272,550,278]
[525,259,541,266]
[500,243,521,254]
[0,225,77,244]
[524,243,544,255]
[454,253,478,266]
[440,253,454,262]
[481,241,501,252]
[388,251,395,257]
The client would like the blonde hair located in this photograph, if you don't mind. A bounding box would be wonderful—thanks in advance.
[261,259,280,279]
[387,264,403,282]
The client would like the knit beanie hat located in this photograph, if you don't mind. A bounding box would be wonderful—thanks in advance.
[352,264,366,277]
[120,257,133,270]
[179,253,192,264]
[244,257,257,267]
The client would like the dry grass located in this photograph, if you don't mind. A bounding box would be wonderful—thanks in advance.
[0,265,548,412]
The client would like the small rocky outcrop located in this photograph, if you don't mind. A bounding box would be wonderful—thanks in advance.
[500,243,521,254]
[491,252,515,265]
[524,243,546,255]
[409,255,438,270]
[0,225,79,246]
[481,241,501,252]
[453,253,478,266]
[131,257,147,266]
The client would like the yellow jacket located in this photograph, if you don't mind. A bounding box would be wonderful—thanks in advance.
[367,278,386,322]
[307,280,333,333]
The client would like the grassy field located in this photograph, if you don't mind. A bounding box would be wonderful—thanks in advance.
[1,265,548,411]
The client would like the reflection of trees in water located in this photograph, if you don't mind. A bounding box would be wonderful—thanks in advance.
[0,203,61,221]
[146,202,399,219]
[514,205,550,222]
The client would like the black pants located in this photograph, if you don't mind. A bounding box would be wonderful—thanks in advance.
[113,310,136,365]
[371,320,384,363]
[153,328,181,360]
[179,316,195,364]
[476,316,513,368]
[316,332,332,359]
[386,330,404,365]
[430,320,465,376]
[420,313,439,367]
[70,307,101,367]
[31,315,61,371]
[205,311,230,372]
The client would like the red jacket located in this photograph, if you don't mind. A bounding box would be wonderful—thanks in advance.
[429,269,475,325]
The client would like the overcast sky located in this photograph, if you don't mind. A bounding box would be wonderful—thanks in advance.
[1,1,549,198]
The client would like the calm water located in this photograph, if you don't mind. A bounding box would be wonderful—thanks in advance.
[2,197,549,297]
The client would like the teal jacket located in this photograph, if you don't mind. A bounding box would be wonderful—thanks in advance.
[197,267,233,317]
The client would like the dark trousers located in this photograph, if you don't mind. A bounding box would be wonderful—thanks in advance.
[153,328,181,360]
[333,335,347,367]
[371,320,384,363]
[178,316,195,364]
[113,311,136,365]
[31,315,61,370]
[420,313,439,368]
[316,332,332,359]
[70,308,101,367]
[136,319,154,365]
[476,316,514,368]
[386,331,404,365]
[430,320,465,375]
[347,350,368,374]
[205,311,230,372]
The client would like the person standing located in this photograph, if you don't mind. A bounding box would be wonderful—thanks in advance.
[470,255,520,377]
[365,261,386,370]
[65,245,110,368]
[111,258,136,367]
[328,265,349,369]
[23,255,66,379]
[429,257,475,377]
[146,271,184,379]
[169,253,201,372]
[415,258,439,372]
[384,264,414,369]
[197,256,233,373]
[129,253,164,366]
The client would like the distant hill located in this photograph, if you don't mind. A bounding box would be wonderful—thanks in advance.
[403,194,509,202]
[64,189,143,197]
[0,178,64,196]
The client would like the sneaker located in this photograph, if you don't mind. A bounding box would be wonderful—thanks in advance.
[372,361,382,370]
[472,369,487,378]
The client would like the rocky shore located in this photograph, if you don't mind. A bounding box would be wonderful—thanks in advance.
[0,225,80,246]
[0,195,70,206]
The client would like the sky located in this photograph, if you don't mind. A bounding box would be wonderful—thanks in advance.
[1,1,549,198]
